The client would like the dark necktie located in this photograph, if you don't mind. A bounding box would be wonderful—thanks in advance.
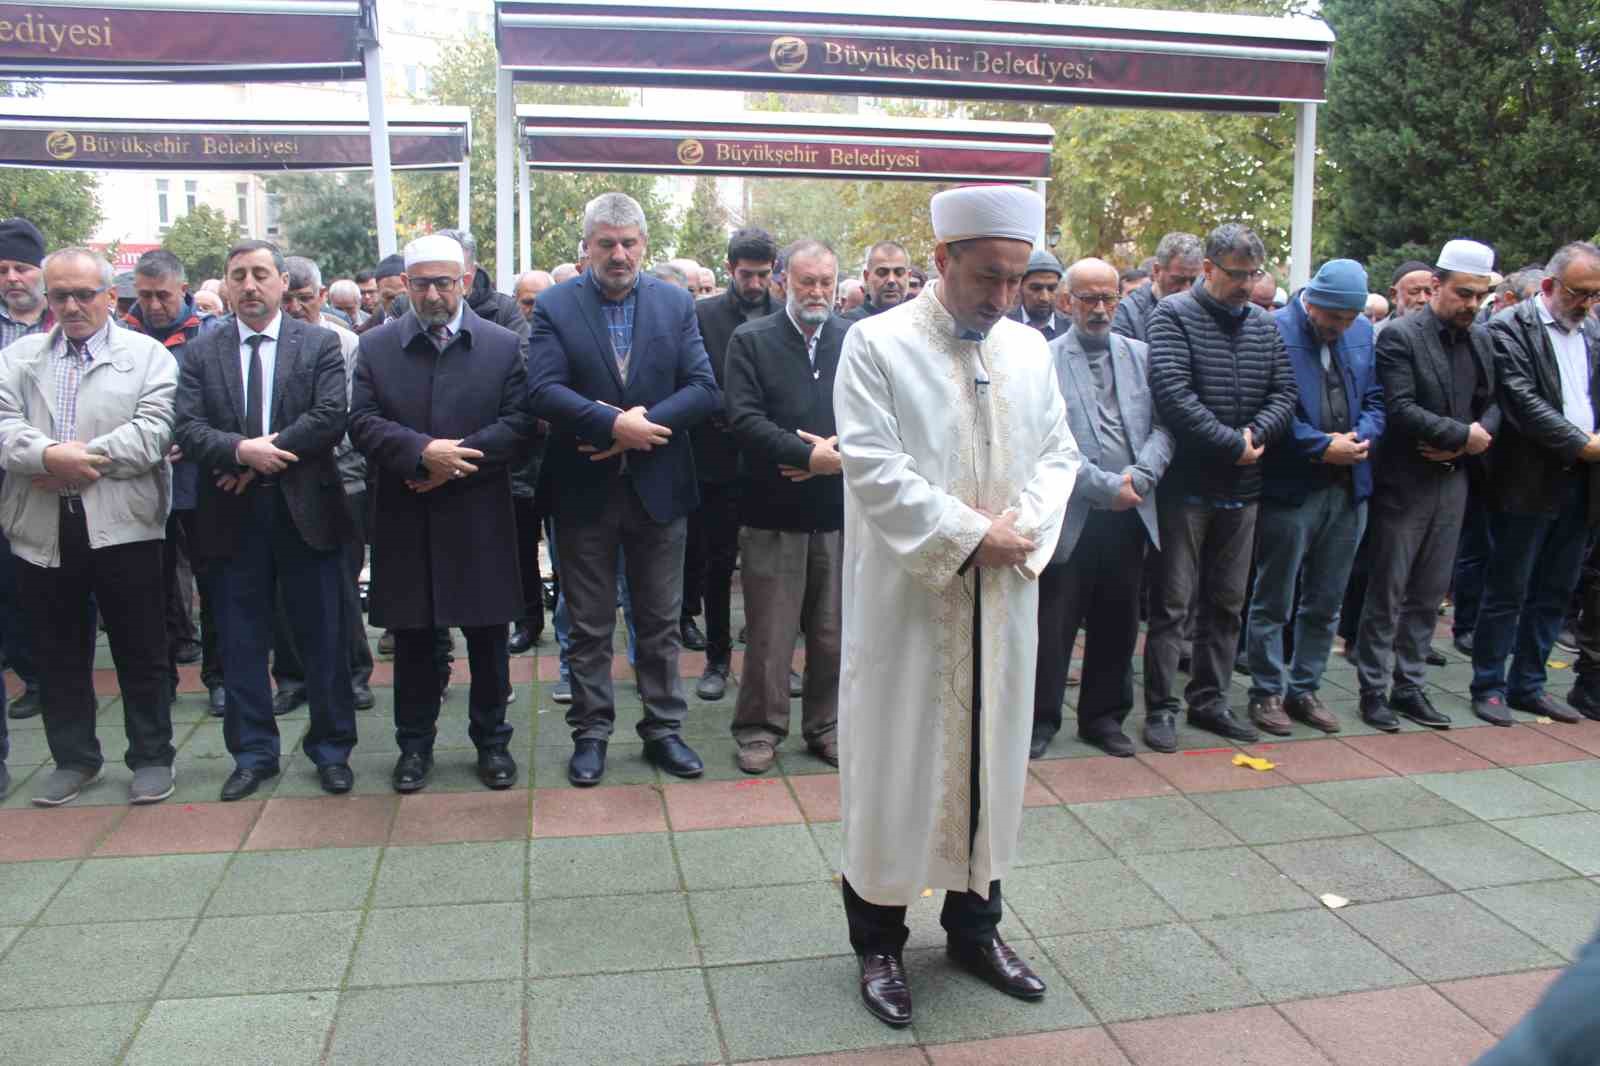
[431,323,451,351]
[245,334,265,438]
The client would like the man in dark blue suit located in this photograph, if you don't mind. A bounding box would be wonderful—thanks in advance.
[529,192,721,786]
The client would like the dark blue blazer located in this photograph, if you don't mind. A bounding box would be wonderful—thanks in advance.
[1263,291,1386,505]
[528,271,721,523]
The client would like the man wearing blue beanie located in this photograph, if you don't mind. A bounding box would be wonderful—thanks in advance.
[1244,259,1386,737]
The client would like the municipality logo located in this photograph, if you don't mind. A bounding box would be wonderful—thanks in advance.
[769,36,808,72]
[45,129,77,160]
[676,139,705,165]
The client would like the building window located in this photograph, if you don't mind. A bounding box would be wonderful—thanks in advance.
[156,178,170,227]
[265,192,283,237]
[184,179,198,215]
[236,181,250,227]
[405,64,419,95]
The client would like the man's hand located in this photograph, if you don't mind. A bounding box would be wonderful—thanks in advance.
[799,430,842,476]
[420,438,483,480]
[1234,426,1264,466]
[236,433,299,475]
[578,442,626,463]
[405,469,451,494]
[974,509,1037,569]
[1322,432,1371,466]
[1464,421,1493,456]
[1110,472,1143,511]
[166,445,184,463]
[214,470,256,495]
[1418,442,1464,463]
[30,476,68,493]
[1581,434,1600,463]
[611,406,671,452]
[42,441,110,484]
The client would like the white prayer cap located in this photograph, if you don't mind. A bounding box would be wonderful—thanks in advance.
[1435,239,1495,277]
[403,234,464,271]
[930,185,1043,246]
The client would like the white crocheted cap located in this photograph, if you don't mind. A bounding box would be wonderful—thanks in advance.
[930,185,1042,246]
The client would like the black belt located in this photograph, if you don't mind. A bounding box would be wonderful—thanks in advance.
[58,495,82,514]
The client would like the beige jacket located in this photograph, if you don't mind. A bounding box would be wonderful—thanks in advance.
[0,321,176,567]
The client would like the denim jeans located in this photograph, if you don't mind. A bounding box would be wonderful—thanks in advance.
[1247,483,1367,701]
[1471,478,1591,701]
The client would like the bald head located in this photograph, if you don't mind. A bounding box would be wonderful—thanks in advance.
[1064,258,1121,338]
[551,263,578,283]
[514,270,554,320]
[1364,293,1389,323]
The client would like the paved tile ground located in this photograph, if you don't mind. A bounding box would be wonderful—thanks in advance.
[1,610,1595,1065]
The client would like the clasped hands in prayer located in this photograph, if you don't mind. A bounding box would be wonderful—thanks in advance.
[34,440,110,492]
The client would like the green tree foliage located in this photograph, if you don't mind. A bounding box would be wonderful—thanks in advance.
[160,205,240,282]
[267,172,379,280]
[744,178,857,264]
[675,177,730,274]
[1321,0,1600,271]
[0,170,103,251]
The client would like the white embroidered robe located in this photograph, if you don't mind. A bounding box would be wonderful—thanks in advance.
[834,285,1081,905]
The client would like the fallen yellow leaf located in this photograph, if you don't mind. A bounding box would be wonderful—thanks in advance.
[1232,753,1276,772]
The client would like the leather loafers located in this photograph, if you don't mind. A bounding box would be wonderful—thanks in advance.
[1187,705,1260,743]
[858,952,912,1027]
[644,734,704,778]
[207,686,227,717]
[220,765,278,802]
[1143,711,1178,753]
[1509,692,1581,725]
[1081,729,1136,758]
[1390,690,1452,729]
[318,762,354,794]
[1285,692,1341,733]
[1028,730,1054,759]
[1473,695,1513,727]
[948,935,1047,1000]
[477,746,518,789]
[508,624,535,655]
[392,752,432,793]
[568,739,607,786]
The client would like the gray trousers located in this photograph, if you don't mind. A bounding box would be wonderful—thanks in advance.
[556,478,688,742]
[731,527,841,746]
[1355,470,1467,697]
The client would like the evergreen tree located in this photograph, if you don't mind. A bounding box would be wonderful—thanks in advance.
[675,177,730,274]
[160,205,240,283]
[267,172,379,280]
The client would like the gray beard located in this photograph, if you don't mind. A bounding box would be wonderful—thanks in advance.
[1078,327,1112,350]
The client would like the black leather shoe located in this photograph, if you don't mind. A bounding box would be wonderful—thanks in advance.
[680,617,707,651]
[220,765,278,802]
[1187,705,1260,743]
[568,739,607,786]
[318,762,354,794]
[7,687,40,720]
[174,640,202,666]
[695,663,728,701]
[392,752,432,793]
[352,684,375,711]
[1082,729,1136,758]
[947,936,1047,1000]
[508,624,534,655]
[477,746,518,789]
[1425,646,1448,667]
[1028,730,1054,759]
[1473,695,1514,727]
[644,735,704,778]
[1360,690,1400,732]
[1509,692,1581,725]
[1143,711,1178,753]
[1453,632,1475,656]
[207,686,227,717]
[858,953,912,1027]
[271,687,306,717]
[1568,684,1600,722]
[1390,690,1452,729]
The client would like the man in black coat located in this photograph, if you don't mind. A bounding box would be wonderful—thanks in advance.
[175,240,356,801]
[840,240,910,322]
[723,239,846,774]
[349,235,534,794]
[686,226,778,700]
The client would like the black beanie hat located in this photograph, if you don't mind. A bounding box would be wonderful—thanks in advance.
[1390,260,1433,288]
[0,217,46,267]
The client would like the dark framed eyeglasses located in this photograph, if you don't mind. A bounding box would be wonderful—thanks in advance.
[1209,262,1268,283]
[406,275,459,294]
[1070,292,1120,308]
[45,286,109,306]
[1557,278,1600,304]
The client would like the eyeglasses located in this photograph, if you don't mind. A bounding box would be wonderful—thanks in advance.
[1070,292,1120,308]
[1209,262,1268,283]
[406,275,459,293]
[1558,278,1600,304]
[45,287,108,306]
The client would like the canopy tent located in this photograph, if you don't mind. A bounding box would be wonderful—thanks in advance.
[492,0,1333,288]
[0,0,400,253]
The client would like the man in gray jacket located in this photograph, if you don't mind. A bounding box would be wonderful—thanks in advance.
[0,248,178,807]
[1033,258,1173,758]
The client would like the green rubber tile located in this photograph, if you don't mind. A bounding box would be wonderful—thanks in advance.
[1340,894,1563,980]
[374,842,527,908]
[1466,878,1600,960]
[1191,787,1362,844]
[1377,823,1574,890]
[809,821,844,875]
[529,833,680,898]
[777,747,842,775]
[0,919,190,1007]
[207,846,380,916]
[527,969,721,1065]
[674,824,827,890]
[1302,777,1478,832]
[528,891,696,976]
[126,991,338,1066]
[0,860,77,925]
[1258,836,1448,903]
[1412,769,1581,821]
[531,741,658,788]
[175,721,243,761]
[2,727,53,765]
[1042,923,1259,1022]
[1492,812,1600,875]
[1127,846,1317,921]
[1004,860,1177,936]
[1014,806,1112,866]
[904,938,1092,1043]
[328,980,523,1066]
[1513,761,1600,809]
[350,902,525,986]
[1197,908,1414,1000]
[685,737,759,781]
[273,753,406,797]
[691,881,846,965]
[1070,794,1239,856]
[41,853,228,924]
[707,955,918,1060]
[0,1002,143,1066]
[167,757,276,805]
[163,910,361,997]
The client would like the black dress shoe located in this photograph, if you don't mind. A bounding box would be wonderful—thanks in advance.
[1143,711,1178,753]
[1028,731,1054,759]
[174,640,202,665]
[1425,646,1448,667]
[318,763,354,794]
[858,953,912,1027]
[680,617,707,651]
[392,752,433,793]
[568,739,607,786]
[1509,692,1581,724]
[1389,690,1451,729]
[644,735,704,778]
[695,663,728,701]
[1473,695,1514,727]
[1081,729,1136,758]
[220,765,278,802]
[7,687,41,720]
[271,687,306,716]
[1360,690,1400,732]
[508,624,534,655]
[477,746,518,789]
[352,684,375,711]
[1187,705,1260,743]
[207,686,227,717]
[1568,684,1600,721]
[947,936,1047,1000]
[1453,632,1475,656]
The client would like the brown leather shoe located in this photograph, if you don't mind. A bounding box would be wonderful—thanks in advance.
[736,740,776,774]
[947,935,1046,1000]
[858,952,912,1026]
[807,735,839,767]
[1248,694,1294,736]
[1285,692,1341,733]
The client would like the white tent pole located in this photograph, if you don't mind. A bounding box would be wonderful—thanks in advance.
[1290,101,1317,292]
[457,157,470,231]
[494,67,514,293]
[518,142,532,274]
[1032,178,1048,249]
[362,34,396,256]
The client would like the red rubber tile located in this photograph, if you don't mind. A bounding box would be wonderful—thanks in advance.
[1022,773,1058,808]
[95,800,262,856]
[1258,739,1395,784]
[1343,732,1494,775]
[1031,755,1177,805]
[390,789,531,844]
[663,778,803,831]
[532,784,667,837]
[1111,1005,1332,1065]
[1434,970,1562,1037]
[0,805,125,861]
[1137,749,1288,793]
[243,794,398,850]
[788,773,840,823]
[928,1028,1132,1064]
[1443,726,1591,767]
[1529,719,1600,756]
[1277,985,1495,1065]
[742,1051,927,1066]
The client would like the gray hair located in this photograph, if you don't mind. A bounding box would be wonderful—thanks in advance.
[786,239,838,277]
[650,262,687,287]
[1500,268,1548,301]
[284,255,322,292]
[435,228,477,265]
[862,240,908,271]
[1154,231,1203,267]
[582,192,648,241]
[42,247,114,288]
[133,248,186,283]
[1546,242,1600,283]
[328,278,360,303]
[1204,223,1266,264]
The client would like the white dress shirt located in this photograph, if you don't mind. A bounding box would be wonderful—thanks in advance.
[237,311,283,433]
[1538,295,1595,436]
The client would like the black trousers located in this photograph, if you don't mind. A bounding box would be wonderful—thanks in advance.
[842,574,1001,955]
[17,502,173,772]
[162,510,197,653]
[166,509,221,690]
[393,625,511,755]
[1035,510,1145,741]
[271,491,374,692]
[682,480,739,665]
[512,494,546,638]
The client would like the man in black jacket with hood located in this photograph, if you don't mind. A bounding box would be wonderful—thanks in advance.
[437,229,525,335]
